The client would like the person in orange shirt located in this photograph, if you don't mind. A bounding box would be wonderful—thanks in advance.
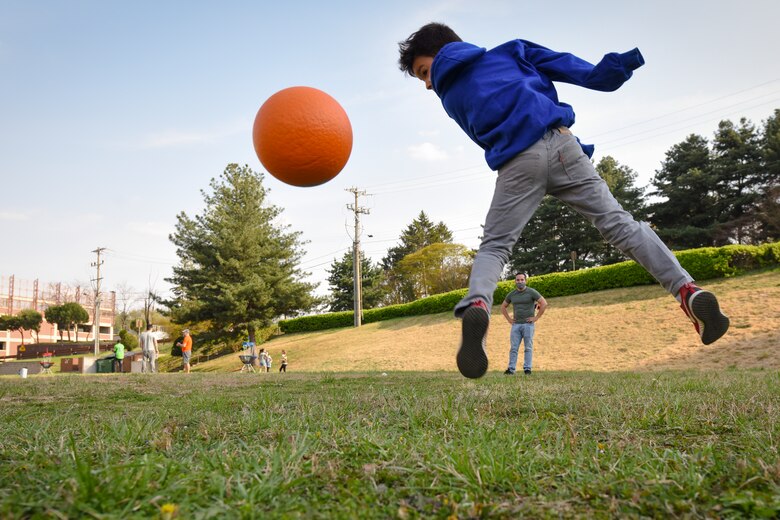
[176,329,193,373]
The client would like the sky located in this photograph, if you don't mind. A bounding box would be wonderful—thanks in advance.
[1,0,778,306]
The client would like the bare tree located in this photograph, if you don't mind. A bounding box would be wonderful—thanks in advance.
[143,275,160,329]
[114,281,139,331]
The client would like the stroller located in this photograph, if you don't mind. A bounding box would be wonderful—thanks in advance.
[239,341,257,373]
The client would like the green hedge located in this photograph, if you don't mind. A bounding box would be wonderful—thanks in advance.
[280,242,780,334]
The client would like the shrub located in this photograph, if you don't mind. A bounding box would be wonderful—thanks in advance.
[118,329,138,350]
[279,242,780,334]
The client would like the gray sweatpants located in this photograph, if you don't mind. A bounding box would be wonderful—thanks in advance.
[454,128,692,317]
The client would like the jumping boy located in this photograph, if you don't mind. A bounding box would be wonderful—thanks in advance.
[398,23,729,379]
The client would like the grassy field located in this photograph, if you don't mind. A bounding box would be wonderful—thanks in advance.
[195,269,780,375]
[1,269,779,518]
[1,370,779,518]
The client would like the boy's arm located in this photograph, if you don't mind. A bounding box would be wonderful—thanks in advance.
[520,40,644,92]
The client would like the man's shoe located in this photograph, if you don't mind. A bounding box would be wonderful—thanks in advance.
[504,369,514,375]
[457,300,490,379]
[679,283,730,345]
[524,370,531,375]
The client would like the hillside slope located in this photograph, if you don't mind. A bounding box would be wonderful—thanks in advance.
[195,269,780,374]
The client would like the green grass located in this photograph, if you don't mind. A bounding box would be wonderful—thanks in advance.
[2,371,780,518]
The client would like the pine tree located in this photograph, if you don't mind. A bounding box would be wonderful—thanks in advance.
[756,110,780,242]
[326,249,385,312]
[166,164,315,345]
[381,211,454,303]
[649,134,717,248]
[381,211,453,270]
[711,118,765,244]
[508,156,648,275]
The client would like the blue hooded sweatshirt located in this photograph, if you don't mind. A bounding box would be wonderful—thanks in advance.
[430,40,645,170]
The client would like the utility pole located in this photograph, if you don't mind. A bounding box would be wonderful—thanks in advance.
[91,247,106,356]
[346,187,370,327]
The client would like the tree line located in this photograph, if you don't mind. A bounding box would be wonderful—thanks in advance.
[0,302,91,345]
[329,110,780,309]
[161,111,778,348]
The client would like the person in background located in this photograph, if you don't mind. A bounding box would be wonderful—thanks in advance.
[279,350,288,373]
[113,338,125,373]
[139,324,159,373]
[176,329,193,373]
[501,273,547,375]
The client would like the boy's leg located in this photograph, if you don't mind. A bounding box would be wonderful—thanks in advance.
[454,141,549,317]
[455,138,550,378]
[548,130,728,344]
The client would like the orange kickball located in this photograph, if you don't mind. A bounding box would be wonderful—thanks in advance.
[252,86,353,187]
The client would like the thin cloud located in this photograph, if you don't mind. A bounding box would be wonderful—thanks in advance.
[137,120,247,150]
[408,142,449,161]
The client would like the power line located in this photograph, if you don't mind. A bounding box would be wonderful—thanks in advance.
[585,78,780,140]
[596,95,780,149]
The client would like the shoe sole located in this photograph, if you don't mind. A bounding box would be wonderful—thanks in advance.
[689,290,730,345]
[457,306,489,379]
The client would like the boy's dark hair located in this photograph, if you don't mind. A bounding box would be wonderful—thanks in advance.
[398,22,462,76]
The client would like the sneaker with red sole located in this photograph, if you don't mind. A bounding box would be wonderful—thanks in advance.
[457,300,490,378]
[679,283,730,345]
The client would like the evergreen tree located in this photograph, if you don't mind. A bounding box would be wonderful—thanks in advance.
[593,156,649,265]
[756,110,780,242]
[649,134,717,248]
[508,156,648,275]
[711,118,765,244]
[381,211,454,303]
[326,248,385,312]
[166,164,315,345]
[381,211,453,270]
[509,196,598,275]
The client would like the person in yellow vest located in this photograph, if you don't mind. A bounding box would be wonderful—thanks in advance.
[113,339,125,373]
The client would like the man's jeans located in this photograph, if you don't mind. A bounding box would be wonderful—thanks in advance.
[455,129,693,316]
[142,350,157,373]
[508,322,534,372]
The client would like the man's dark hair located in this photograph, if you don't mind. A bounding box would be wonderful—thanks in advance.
[398,22,462,76]
[146,324,153,331]
[515,272,529,279]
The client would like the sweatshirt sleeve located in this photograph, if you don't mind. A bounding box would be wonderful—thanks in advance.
[520,40,644,92]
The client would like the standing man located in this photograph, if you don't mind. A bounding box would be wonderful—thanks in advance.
[501,273,547,375]
[176,329,192,373]
[140,324,159,373]
[113,337,125,373]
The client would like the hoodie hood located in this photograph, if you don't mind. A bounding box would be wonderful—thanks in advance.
[431,42,486,95]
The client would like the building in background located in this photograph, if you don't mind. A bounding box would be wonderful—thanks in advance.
[0,275,116,357]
